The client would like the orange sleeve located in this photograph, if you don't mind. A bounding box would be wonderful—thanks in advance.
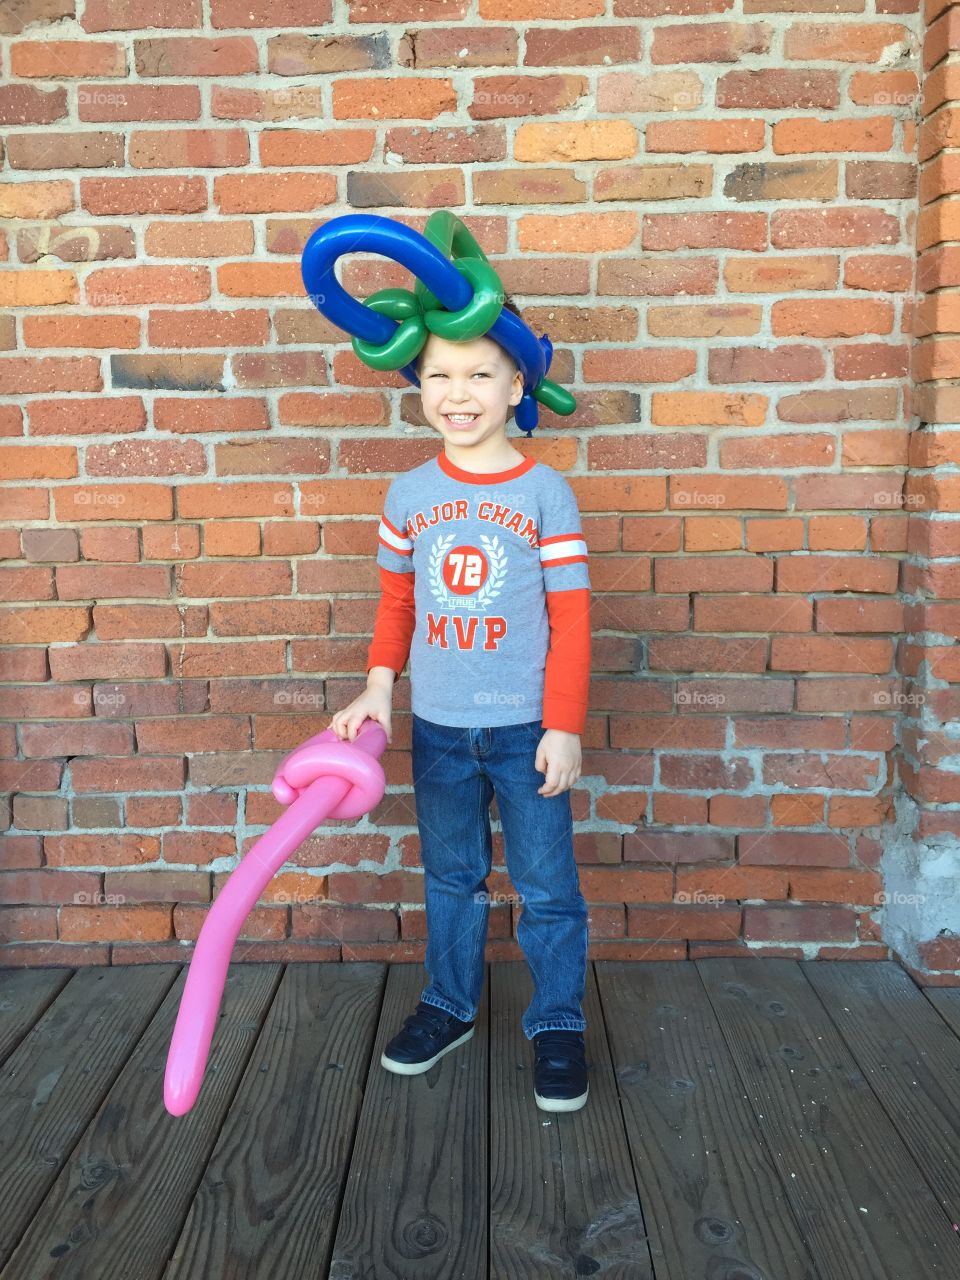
[541,586,591,735]
[366,565,416,680]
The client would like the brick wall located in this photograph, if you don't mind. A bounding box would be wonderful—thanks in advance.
[1,0,958,977]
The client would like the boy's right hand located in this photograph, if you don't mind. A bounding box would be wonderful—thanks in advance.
[329,682,394,745]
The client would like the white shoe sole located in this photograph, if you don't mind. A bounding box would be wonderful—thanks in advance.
[380,1025,475,1075]
[535,1083,589,1112]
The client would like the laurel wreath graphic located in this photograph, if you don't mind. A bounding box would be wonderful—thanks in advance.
[428,533,508,610]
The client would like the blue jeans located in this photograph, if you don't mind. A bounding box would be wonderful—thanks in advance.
[411,711,588,1040]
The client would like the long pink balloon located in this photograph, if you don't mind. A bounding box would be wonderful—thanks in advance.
[163,719,388,1116]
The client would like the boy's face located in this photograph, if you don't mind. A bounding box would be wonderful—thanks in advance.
[417,332,524,449]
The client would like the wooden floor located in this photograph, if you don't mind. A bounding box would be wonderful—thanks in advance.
[2,958,960,1279]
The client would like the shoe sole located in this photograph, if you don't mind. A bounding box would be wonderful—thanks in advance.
[380,1025,475,1075]
[534,1083,589,1112]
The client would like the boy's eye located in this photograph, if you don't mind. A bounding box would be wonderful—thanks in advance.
[426,372,489,377]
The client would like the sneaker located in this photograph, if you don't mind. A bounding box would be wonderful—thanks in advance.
[381,1001,475,1075]
[532,1030,589,1112]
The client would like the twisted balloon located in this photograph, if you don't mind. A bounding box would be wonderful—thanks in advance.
[300,209,576,436]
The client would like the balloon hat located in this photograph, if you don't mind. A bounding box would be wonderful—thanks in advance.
[300,209,576,436]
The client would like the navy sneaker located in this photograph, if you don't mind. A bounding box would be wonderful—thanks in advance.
[532,1030,589,1112]
[381,1001,475,1075]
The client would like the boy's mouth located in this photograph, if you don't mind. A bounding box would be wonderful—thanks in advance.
[443,413,480,428]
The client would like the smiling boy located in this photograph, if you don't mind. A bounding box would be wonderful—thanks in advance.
[329,305,592,1111]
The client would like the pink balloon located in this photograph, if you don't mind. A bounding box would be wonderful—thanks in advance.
[163,719,388,1116]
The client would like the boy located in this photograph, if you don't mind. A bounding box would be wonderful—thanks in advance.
[329,303,592,1111]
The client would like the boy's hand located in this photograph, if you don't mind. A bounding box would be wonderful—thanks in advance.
[533,728,582,797]
[329,680,394,744]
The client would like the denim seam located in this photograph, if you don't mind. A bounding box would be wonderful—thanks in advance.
[421,994,470,1021]
[467,769,491,1018]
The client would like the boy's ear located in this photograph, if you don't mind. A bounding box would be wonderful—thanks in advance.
[510,367,524,405]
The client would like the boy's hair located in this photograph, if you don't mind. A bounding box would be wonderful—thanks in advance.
[414,296,523,378]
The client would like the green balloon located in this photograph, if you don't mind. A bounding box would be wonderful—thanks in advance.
[352,289,426,369]
[423,257,503,342]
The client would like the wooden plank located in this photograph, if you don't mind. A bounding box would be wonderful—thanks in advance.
[925,986,960,1041]
[328,962,487,1279]
[697,957,960,1279]
[0,969,72,1067]
[803,961,960,1226]
[166,962,384,1279]
[491,960,653,1279]
[0,963,282,1280]
[0,964,177,1272]
[595,960,817,1280]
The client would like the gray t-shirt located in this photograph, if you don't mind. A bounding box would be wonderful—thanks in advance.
[372,450,590,728]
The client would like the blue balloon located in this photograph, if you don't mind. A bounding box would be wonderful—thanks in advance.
[300,211,576,436]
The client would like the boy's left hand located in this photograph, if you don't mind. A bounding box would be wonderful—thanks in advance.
[533,728,582,797]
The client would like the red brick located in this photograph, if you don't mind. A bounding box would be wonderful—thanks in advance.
[86,264,209,306]
[81,175,207,215]
[214,171,336,213]
[268,32,388,74]
[470,73,587,119]
[154,397,269,433]
[0,180,75,220]
[83,0,201,31]
[61,904,173,942]
[0,356,102,394]
[525,25,638,65]
[258,128,375,165]
[11,40,126,77]
[29,395,145,435]
[213,85,323,121]
[0,870,101,906]
[134,36,259,76]
[217,261,306,297]
[148,308,269,348]
[53,482,173,522]
[23,313,140,348]
[7,131,124,169]
[0,84,67,125]
[211,0,331,25]
[646,119,765,153]
[332,76,456,119]
[145,219,253,257]
[0,269,77,306]
[0,0,70,34]
[129,128,248,168]
[17,222,134,262]
[653,21,771,64]
[784,21,911,62]
[78,82,201,122]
